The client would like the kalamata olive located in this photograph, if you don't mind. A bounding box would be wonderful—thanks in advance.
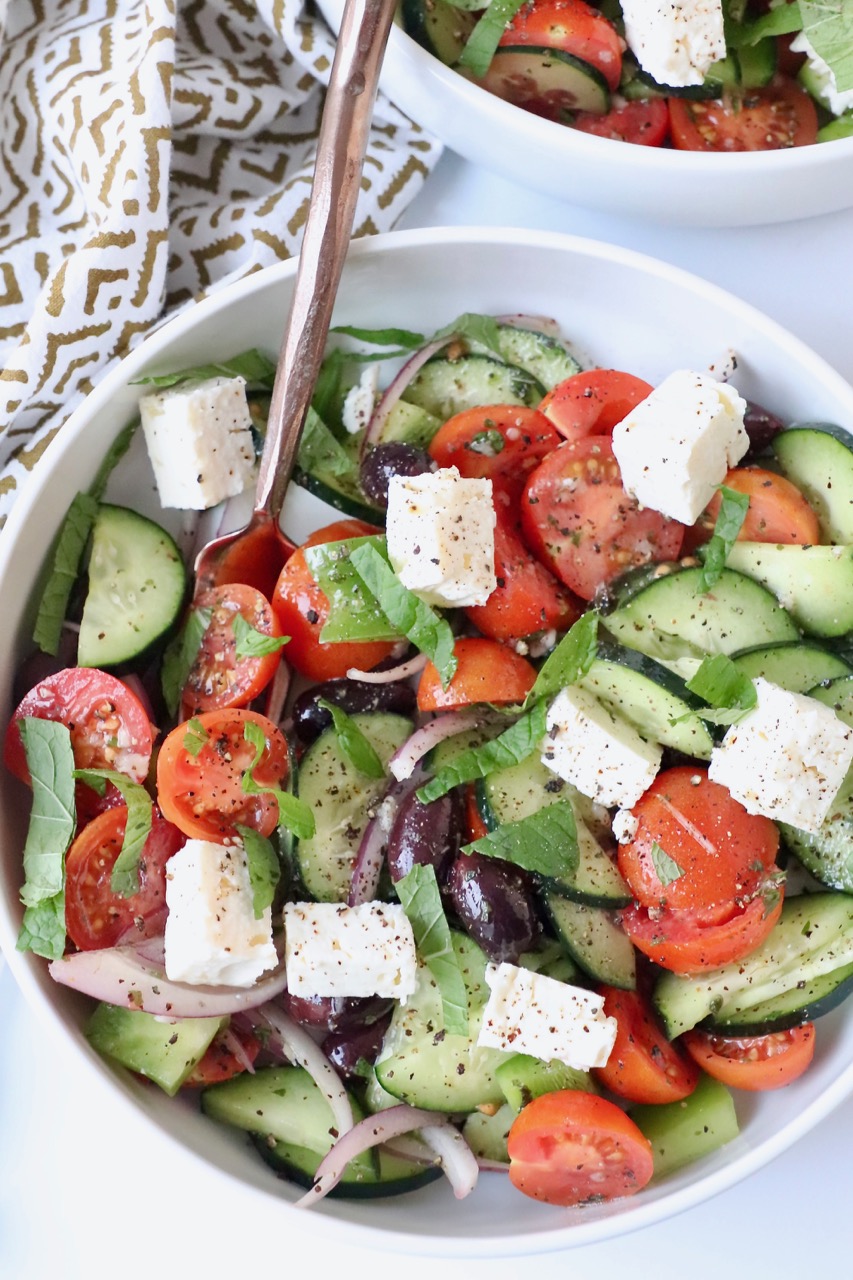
[386,787,464,884]
[322,1010,393,1080]
[360,442,435,508]
[280,991,392,1034]
[743,399,786,460]
[447,852,539,964]
[292,677,416,744]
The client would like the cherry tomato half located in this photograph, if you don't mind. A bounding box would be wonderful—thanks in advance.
[498,0,624,92]
[417,637,537,712]
[690,466,821,548]
[183,1025,262,1087]
[593,986,699,1105]
[669,81,818,152]
[428,404,561,502]
[622,890,784,974]
[182,583,284,716]
[573,98,670,146]
[537,370,653,444]
[681,1024,815,1091]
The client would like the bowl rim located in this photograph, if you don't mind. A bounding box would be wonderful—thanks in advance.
[3,225,853,1255]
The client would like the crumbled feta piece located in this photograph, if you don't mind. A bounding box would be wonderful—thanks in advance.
[542,686,662,809]
[611,370,749,525]
[140,375,256,510]
[708,678,853,834]
[385,466,496,608]
[620,0,726,87]
[478,964,617,1070]
[612,808,640,845]
[164,838,278,987]
[791,32,853,116]
[284,901,417,1000]
[341,363,380,435]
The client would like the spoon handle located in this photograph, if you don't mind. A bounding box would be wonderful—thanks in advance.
[254,0,398,521]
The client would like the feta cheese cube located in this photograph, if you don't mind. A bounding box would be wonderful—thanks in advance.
[385,466,496,608]
[790,32,853,117]
[620,0,726,88]
[284,901,417,1000]
[164,838,278,987]
[478,964,617,1070]
[542,685,662,809]
[612,808,640,845]
[341,363,380,435]
[611,370,749,525]
[140,375,256,510]
[708,678,853,834]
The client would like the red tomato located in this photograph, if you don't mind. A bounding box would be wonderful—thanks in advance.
[538,370,653,444]
[465,514,582,643]
[681,1024,816,1091]
[464,783,490,842]
[498,0,624,91]
[507,1090,654,1207]
[616,767,780,914]
[573,98,669,146]
[621,891,784,974]
[183,1025,262,1087]
[690,466,821,548]
[271,519,396,682]
[520,437,685,601]
[4,668,154,789]
[417,637,537,712]
[428,404,562,502]
[156,708,289,841]
[669,81,818,152]
[65,806,184,951]
[592,986,699,1104]
[182,583,284,716]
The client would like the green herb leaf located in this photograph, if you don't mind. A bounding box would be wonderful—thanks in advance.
[183,717,210,757]
[432,312,504,359]
[305,536,402,644]
[728,1,801,45]
[16,718,76,960]
[801,0,853,92]
[457,0,528,74]
[396,864,469,1036]
[317,699,385,778]
[235,823,280,919]
[90,421,138,502]
[330,324,426,350]
[161,607,212,717]
[650,840,685,887]
[462,799,578,879]
[297,406,358,481]
[133,349,277,390]
[241,720,315,839]
[467,429,505,456]
[18,895,68,963]
[697,486,750,592]
[232,613,290,659]
[686,653,758,716]
[526,612,599,706]
[348,542,458,687]
[32,492,99,656]
[417,701,548,804]
[74,768,153,897]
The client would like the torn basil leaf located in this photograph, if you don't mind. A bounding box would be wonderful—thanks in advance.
[396,863,469,1036]
[462,799,578,879]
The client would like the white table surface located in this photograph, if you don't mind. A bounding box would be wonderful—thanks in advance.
[4,150,853,1280]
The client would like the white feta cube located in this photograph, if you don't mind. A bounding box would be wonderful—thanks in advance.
[708,678,853,834]
[140,375,256,510]
[341,364,380,435]
[164,838,278,987]
[478,964,617,1070]
[284,901,417,1000]
[790,32,853,116]
[542,685,662,809]
[620,0,726,88]
[612,808,640,845]
[385,466,496,608]
[611,370,749,525]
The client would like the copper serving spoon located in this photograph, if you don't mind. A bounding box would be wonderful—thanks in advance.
[194,0,397,594]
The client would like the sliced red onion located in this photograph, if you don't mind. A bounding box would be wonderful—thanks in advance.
[221,1025,257,1075]
[295,1105,452,1208]
[477,1158,511,1173]
[264,658,291,727]
[363,336,451,455]
[388,710,483,782]
[48,943,288,1017]
[419,1123,480,1200]
[253,1004,353,1142]
[120,673,157,724]
[381,1134,441,1166]
[346,651,428,684]
[347,811,388,907]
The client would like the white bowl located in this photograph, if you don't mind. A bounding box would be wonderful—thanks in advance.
[2,227,853,1256]
[318,0,853,228]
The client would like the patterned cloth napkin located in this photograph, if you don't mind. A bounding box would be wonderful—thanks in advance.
[0,0,442,529]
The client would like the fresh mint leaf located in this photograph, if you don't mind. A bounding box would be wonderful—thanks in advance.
[161,606,211,717]
[330,324,426,350]
[183,717,209,757]
[90,421,138,502]
[241,720,315,839]
[462,800,579,879]
[312,348,349,427]
[432,312,504,359]
[74,768,153,897]
[417,702,548,803]
[232,613,290,659]
[396,864,469,1036]
[729,1,801,44]
[236,823,280,919]
[686,653,757,714]
[305,536,402,645]
[467,429,505,456]
[697,486,750,592]
[457,0,528,74]
[650,841,685,887]
[32,492,99,656]
[801,0,853,93]
[18,896,67,962]
[348,542,458,688]
[297,407,358,481]
[16,718,76,960]
[132,349,277,390]
[526,612,599,706]
[317,699,385,778]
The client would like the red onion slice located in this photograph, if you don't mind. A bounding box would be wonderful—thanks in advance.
[346,651,428,684]
[419,1124,480,1199]
[221,1025,257,1074]
[388,710,483,782]
[263,658,291,727]
[253,1004,353,1141]
[363,337,451,456]
[347,810,388,907]
[476,1157,511,1173]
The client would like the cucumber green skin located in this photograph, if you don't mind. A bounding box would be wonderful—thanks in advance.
[491,325,581,392]
[374,399,442,449]
[292,468,385,526]
[495,1052,596,1113]
[653,892,853,1040]
[631,1074,739,1180]
[725,543,853,639]
[732,641,851,693]
[772,425,853,545]
[86,1004,226,1097]
[705,959,853,1036]
[542,891,636,990]
[402,353,544,420]
[251,1133,442,1198]
[818,117,853,142]
[400,0,476,65]
[481,47,610,117]
[461,1102,515,1164]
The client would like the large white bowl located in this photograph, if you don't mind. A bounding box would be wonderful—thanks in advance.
[3,228,853,1256]
[318,0,853,228]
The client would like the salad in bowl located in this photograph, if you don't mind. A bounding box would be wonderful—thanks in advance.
[3,229,853,1252]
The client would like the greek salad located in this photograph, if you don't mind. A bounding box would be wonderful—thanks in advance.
[8,311,853,1211]
[401,0,853,149]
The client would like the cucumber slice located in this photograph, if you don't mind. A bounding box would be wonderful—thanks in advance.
[481,47,610,118]
[86,1005,226,1096]
[400,0,477,65]
[543,892,636,990]
[292,467,384,525]
[251,1133,442,1198]
[705,959,853,1035]
[495,1052,596,1112]
[631,1074,738,1180]
[492,325,582,391]
[772,424,853,545]
[725,542,853,638]
[461,1103,515,1164]
[77,504,186,668]
[732,641,851,692]
[374,398,442,449]
[402,353,543,420]
[818,116,853,142]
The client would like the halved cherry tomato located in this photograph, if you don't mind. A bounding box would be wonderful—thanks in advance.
[537,370,654,444]
[465,515,582,643]
[681,1024,815,1091]
[156,708,288,841]
[621,890,784,974]
[521,437,685,601]
[592,986,699,1104]
[428,404,561,502]
[689,466,821,548]
[65,806,184,951]
[573,99,670,146]
[271,519,397,682]
[507,1090,654,1206]
[182,583,284,716]
[498,0,624,91]
[417,637,537,712]
[616,767,780,914]
[183,1025,262,1087]
[465,783,490,842]
[669,81,818,152]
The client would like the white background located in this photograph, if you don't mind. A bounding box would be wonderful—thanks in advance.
[3,152,853,1277]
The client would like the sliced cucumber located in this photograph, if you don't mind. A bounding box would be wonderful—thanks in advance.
[725,542,853,638]
[542,892,636,990]
[461,1103,515,1164]
[495,1052,596,1113]
[402,353,543,420]
[480,47,610,118]
[704,959,853,1035]
[818,116,853,142]
[295,712,413,902]
[732,640,851,693]
[292,467,384,525]
[86,1005,226,1097]
[400,0,477,66]
[772,424,853,545]
[78,504,186,668]
[631,1074,738,1180]
[374,398,442,449]
[491,324,582,391]
[251,1133,442,1198]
